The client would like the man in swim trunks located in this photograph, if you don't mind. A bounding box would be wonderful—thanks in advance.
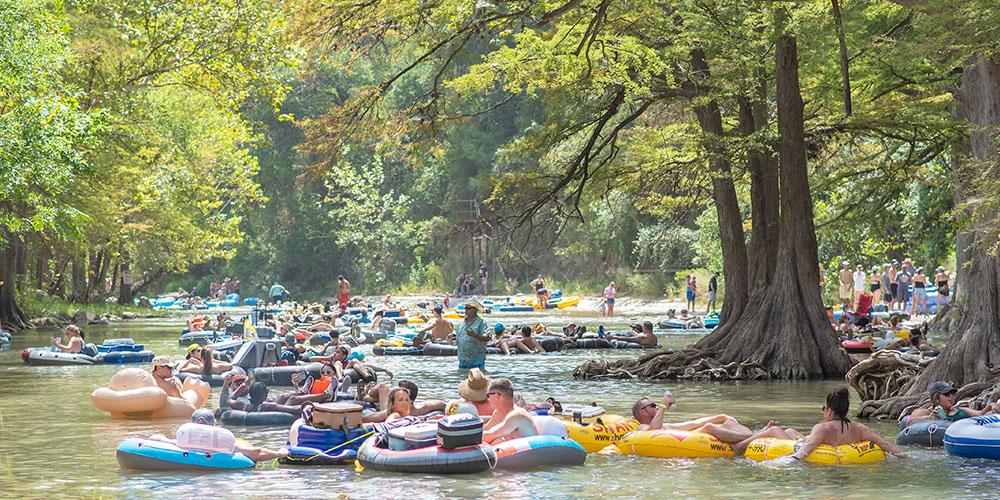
[151,356,183,398]
[706,272,718,313]
[336,275,351,309]
[632,393,786,455]
[412,306,454,347]
[838,261,852,309]
[483,378,538,443]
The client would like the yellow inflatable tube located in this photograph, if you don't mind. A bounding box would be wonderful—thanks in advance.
[743,437,885,464]
[91,368,210,419]
[616,429,734,458]
[561,415,640,453]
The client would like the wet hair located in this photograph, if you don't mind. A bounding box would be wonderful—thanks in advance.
[201,347,213,377]
[249,382,269,406]
[487,378,514,398]
[388,387,411,413]
[826,386,851,426]
[520,325,532,337]
[66,325,84,340]
[398,380,418,401]
[642,321,653,332]
[433,306,443,314]
[632,398,651,421]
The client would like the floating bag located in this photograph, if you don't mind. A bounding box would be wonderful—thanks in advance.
[437,413,483,450]
[304,401,363,430]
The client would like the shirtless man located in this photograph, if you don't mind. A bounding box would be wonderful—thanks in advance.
[336,275,351,309]
[609,321,658,346]
[412,306,454,347]
[151,356,183,398]
[677,309,705,329]
[483,378,538,444]
[632,393,787,455]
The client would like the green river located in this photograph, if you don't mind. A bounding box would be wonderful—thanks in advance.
[0,308,995,499]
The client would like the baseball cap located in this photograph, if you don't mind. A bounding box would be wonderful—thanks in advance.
[151,355,176,368]
[494,323,504,333]
[191,408,215,425]
[928,381,957,396]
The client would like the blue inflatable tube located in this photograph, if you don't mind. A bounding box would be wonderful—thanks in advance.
[494,435,587,470]
[498,305,535,312]
[944,415,1000,460]
[116,438,255,471]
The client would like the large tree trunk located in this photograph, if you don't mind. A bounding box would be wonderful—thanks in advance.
[689,48,750,327]
[70,253,87,303]
[574,31,852,381]
[858,54,1000,418]
[85,248,103,301]
[35,245,49,290]
[118,252,133,305]
[741,77,780,289]
[47,251,68,298]
[0,234,30,330]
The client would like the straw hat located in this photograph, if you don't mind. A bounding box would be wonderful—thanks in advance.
[458,367,490,402]
[463,299,485,313]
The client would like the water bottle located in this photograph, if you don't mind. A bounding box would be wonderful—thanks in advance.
[664,389,677,410]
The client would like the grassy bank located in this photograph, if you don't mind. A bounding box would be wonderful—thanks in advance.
[18,293,164,321]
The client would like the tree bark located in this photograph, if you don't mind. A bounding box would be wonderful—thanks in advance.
[118,252,133,305]
[35,245,49,290]
[47,252,67,298]
[85,248,102,301]
[70,253,87,303]
[831,0,853,116]
[689,48,750,328]
[133,267,168,296]
[741,76,780,289]
[0,234,30,330]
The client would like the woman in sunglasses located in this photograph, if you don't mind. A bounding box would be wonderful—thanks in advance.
[905,381,1000,426]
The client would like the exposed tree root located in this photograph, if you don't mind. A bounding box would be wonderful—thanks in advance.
[846,350,935,402]
[573,347,771,381]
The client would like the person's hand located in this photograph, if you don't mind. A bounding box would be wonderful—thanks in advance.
[383,369,393,380]
[223,372,234,387]
[769,454,801,465]
[661,393,677,408]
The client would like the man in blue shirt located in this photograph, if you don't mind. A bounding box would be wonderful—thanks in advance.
[456,299,490,370]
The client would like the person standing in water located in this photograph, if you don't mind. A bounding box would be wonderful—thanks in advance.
[455,299,490,371]
[706,272,719,313]
[336,275,351,309]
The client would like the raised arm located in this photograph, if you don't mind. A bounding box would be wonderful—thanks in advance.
[789,423,828,460]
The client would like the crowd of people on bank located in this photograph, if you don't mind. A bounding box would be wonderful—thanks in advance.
[829,258,952,315]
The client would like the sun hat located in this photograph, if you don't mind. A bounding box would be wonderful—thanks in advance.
[856,265,862,270]
[936,266,945,271]
[151,355,176,368]
[457,367,490,402]
[191,317,205,324]
[842,261,849,266]
[463,299,485,312]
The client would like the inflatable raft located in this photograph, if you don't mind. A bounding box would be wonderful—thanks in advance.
[494,434,587,469]
[896,419,951,447]
[617,430,735,459]
[744,438,885,464]
[357,435,495,474]
[944,414,1000,460]
[92,368,211,419]
[117,436,254,471]
[220,409,299,427]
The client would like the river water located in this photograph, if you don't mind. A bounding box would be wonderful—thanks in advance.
[0,307,994,499]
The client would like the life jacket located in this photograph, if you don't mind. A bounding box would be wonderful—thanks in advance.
[310,376,333,395]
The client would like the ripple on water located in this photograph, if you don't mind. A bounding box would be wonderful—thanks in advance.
[0,311,996,498]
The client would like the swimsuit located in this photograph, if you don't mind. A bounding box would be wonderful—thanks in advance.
[934,407,971,422]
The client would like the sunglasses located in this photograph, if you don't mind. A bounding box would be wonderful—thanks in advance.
[486,392,501,398]
[321,370,335,376]
[642,403,658,411]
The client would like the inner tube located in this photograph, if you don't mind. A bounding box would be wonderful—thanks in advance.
[566,338,612,349]
[493,435,586,469]
[220,409,299,427]
[178,330,226,346]
[280,446,358,466]
[744,438,885,464]
[357,435,495,474]
[422,343,458,356]
[536,336,564,352]
[116,438,254,471]
[841,340,872,354]
[176,368,246,387]
[251,363,323,386]
[609,340,660,349]
[562,414,640,453]
[896,419,951,447]
[944,414,1000,460]
[373,345,423,356]
[22,348,97,366]
[616,429,734,458]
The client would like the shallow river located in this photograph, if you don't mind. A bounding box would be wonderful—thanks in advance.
[0,307,993,499]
